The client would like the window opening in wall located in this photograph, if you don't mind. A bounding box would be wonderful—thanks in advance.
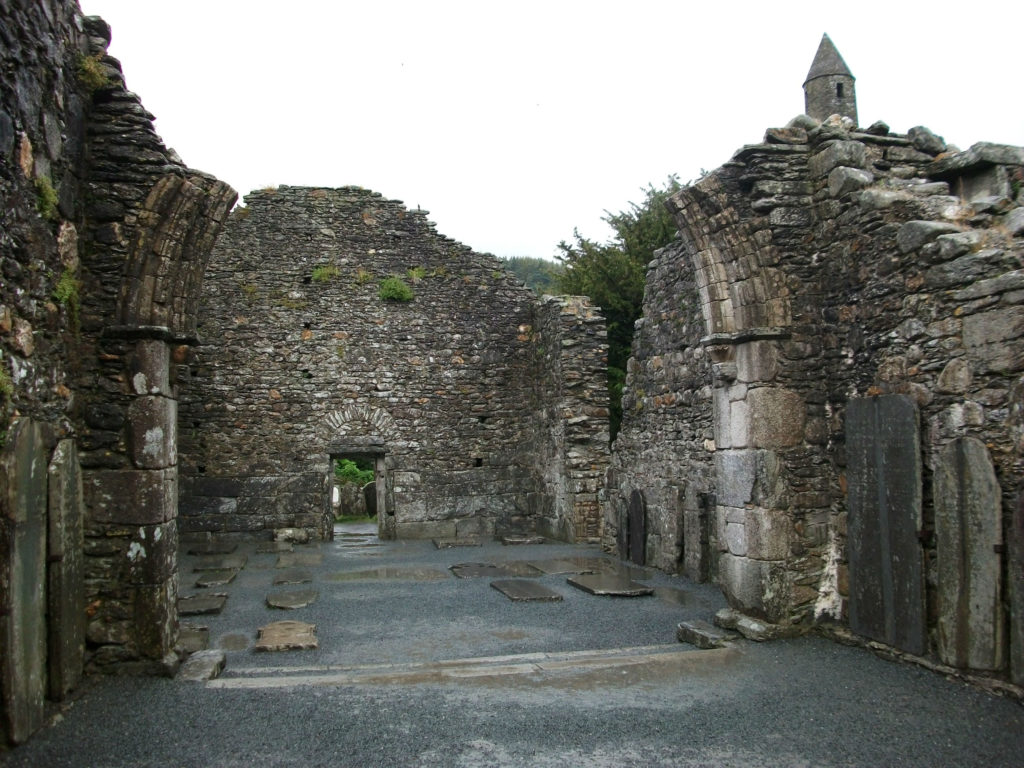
[331,455,377,531]
[474,457,484,468]
[836,82,844,98]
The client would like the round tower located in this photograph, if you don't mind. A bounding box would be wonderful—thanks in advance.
[803,33,857,125]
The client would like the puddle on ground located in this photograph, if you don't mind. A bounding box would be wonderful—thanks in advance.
[218,632,250,651]
[450,562,543,579]
[325,567,450,582]
[653,586,708,608]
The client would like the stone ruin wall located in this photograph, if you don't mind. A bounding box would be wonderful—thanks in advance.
[178,186,609,545]
[608,114,1024,686]
[1,0,235,744]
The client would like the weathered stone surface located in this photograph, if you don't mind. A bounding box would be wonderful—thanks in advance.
[178,593,228,616]
[963,307,1024,373]
[266,589,318,610]
[325,567,449,582]
[450,562,543,579]
[501,535,545,545]
[676,619,730,649]
[907,126,946,155]
[566,573,653,597]
[46,439,85,701]
[178,649,225,682]
[896,220,963,254]
[846,396,926,655]
[490,579,563,602]
[276,552,322,568]
[178,624,209,654]
[195,569,237,588]
[256,541,293,554]
[254,620,318,652]
[273,568,313,585]
[0,419,48,744]
[187,541,238,555]
[934,438,1004,670]
[193,553,247,571]
[717,554,790,623]
[84,468,177,525]
[129,339,171,397]
[126,395,176,469]
[748,388,805,449]
[828,166,874,197]
[432,538,481,549]
[808,141,866,177]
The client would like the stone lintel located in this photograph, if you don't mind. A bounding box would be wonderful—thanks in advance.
[701,327,790,347]
[928,142,1024,178]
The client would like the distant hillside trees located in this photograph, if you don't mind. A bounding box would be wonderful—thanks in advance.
[556,175,682,440]
[501,256,563,295]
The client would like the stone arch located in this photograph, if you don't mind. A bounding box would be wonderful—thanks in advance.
[117,173,236,338]
[323,404,398,440]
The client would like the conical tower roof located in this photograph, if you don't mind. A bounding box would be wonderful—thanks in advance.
[804,33,854,85]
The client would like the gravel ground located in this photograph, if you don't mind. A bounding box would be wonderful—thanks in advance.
[3,529,1022,767]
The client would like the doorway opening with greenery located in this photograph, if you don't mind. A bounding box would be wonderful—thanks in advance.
[332,456,377,523]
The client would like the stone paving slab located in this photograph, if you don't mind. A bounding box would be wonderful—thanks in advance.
[178,624,209,653]
[491,580,563,602]
[276,552,323,568]
[193,553,248,572]
[178,593,228,616]
[527,557,604,575]
[567,573,654,597]
[433,538,482,549]
[186,542,238,556]
[195,569,238,588]
[266,589,319,610]
[273,568,313,585]
[450,562,544,579]
[325,567,450,582]
[501,535,545,545]
[178,650,226,682]
[254,621,318,652]
[256,542,293,554]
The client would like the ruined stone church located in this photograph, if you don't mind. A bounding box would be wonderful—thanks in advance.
[1,0,1022,747]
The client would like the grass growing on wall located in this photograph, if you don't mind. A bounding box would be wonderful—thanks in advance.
[378,275,414,302]
[312,264,340,283]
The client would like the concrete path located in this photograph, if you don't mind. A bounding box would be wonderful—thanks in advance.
[3,526,1022,767]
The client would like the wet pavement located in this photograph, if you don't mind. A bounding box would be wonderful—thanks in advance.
[4,523,1023,767]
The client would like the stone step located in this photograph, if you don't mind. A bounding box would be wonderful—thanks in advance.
[208,643,736,689]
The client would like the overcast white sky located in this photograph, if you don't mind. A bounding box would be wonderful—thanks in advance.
[79,0,1023,260]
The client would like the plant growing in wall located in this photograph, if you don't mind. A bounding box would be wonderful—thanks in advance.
[406,266,426,284]
[35,176,59,220]
[0,360,13,447]
[53,266,82,331]
[312,264,340,283]
[378,275,414,302]
[76,53,109,93]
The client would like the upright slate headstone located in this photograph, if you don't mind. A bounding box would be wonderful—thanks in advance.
[47,439,86,700]
[1011,493,1024,686]
[846,396,926,655]
[0,419,48,744]
[628,489,646,566]
[934,437,1004,670]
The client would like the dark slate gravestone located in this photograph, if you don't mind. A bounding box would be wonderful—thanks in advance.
[935,437,1004,670]
[0,419,48,744]
[628,489,646,566]
[1012,493,1024,687]
[490,580,563,602]
[47,439,85,701]
[846,396,926,655]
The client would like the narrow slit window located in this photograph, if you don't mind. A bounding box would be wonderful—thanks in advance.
[836,83,844,98]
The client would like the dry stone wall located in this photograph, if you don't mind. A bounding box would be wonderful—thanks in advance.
[610,113,1024,685]
[179,187,608,543]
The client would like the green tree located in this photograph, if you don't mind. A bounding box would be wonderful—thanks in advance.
[556,175,682,440]
[501,256,563,295]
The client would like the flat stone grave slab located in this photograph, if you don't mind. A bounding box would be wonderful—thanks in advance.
[273,568,313,585]
[218,633,250,651]
[501,535,545,545]
[433,538,482,549]
[178,650,226,682]
[178,593,228,616]
[186,541,238,556]
[195,569,238,588]
[178,624,209,654]
[266,589,319,610]
[193,553,248,572]
[254,620,318,652]
[256,541,293,554]
[450,562,543,579]
[491,579,563,602]
[527,557,609,575]
[276,552,323,568]
[566,573,654,597]
[325,567,450,582]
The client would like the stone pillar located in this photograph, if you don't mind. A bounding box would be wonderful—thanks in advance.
[84,331,178,670]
